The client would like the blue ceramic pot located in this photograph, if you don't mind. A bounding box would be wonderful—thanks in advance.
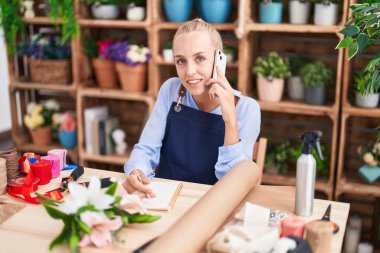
[195,0,205,19]
[259,2,283,24]
[163,0,193,22]
[58,131,77,149]
[200,0,231,23]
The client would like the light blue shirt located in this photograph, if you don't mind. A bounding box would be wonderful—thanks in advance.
[124,77,261,180]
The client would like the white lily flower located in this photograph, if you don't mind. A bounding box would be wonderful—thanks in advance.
[44,99,60,111]
[58,176,115,214]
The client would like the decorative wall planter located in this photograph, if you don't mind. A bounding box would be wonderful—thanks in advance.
[314,3,338,25]
[29,126,52,146]
[259,2,283,24]
[163,0,192,22]
[304,86,325,105]
[91,5,119,19]
[29,58,72,84]
[289,0,310,24]
[58,130,77,149]
[257,76,284,102]
[287,76,304,100]
[126,6,145,21]
[355,92,379,108]
[92,59,118,89]
[115,62,147,92]
[200,0,231,23]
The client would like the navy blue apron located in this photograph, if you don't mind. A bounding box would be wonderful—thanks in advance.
[155,85,225,185]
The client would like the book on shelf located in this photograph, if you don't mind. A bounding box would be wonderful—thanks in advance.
[84,106,108,155]
[99,116,119,155]
[142,181,183,211]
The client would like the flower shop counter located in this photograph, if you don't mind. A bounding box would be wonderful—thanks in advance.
[0,167,349,253]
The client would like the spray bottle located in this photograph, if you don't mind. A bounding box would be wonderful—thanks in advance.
[295,131,323,217]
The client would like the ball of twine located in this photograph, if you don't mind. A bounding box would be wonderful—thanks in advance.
[0,147,19,181]
[0,157,7,195]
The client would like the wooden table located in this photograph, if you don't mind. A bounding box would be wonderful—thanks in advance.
[0,168,349,253]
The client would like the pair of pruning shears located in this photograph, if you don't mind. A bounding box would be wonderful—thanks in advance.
[320,204,339,234]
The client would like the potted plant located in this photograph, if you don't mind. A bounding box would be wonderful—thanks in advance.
[24,100,60,146]
[199,0,231,24]
[106,41,151,92]
[162,41,174,63]
[126,0,146,21]
[19,33,72,84]
[311,0,340,25]
[55,111,77,149]
[0,0,25,56]
[163,0,192,22]
[82,36,118,89]
[265,140,292,175]
[337,2,380,105]
[287,55,309,101]
[252,52,291,102]
[84,0,120,20]
[354,70,379,108]
[224,46,236,64]
[299,60,334,105]
[259,0,284,24]
[358,140,380,184]
[48,0,79,43]
[289,0,311,24]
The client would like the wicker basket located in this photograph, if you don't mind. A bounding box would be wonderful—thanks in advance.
[29,58,72,84]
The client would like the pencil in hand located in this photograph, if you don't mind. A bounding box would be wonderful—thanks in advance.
[133,167,151,199]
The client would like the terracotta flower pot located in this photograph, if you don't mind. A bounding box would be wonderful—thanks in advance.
[29,126,52,145]
[92,59,118,89]
[115,62,147,92]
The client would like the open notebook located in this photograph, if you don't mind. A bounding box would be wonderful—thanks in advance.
[142,181,183,211]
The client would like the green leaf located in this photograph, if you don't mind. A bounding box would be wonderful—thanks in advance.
[69,225,80,253]
[372,70,379,85]
[348,42,359,60]
[339,25,360,36]
[357,33,369,52]
[129,214,161,223]
[44,205,68,220]
[106,181,118,196]
[77,220,91,234]
[336,37,354,49]
[49,224,69,250]
[122,216,129,225]
[365,58,380,71]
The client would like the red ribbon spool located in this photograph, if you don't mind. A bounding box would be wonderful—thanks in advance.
[8,177,40,194]
[31,160,52,185]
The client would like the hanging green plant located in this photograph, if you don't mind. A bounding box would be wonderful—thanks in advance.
[0,0,25,55]
[48,0,79,43]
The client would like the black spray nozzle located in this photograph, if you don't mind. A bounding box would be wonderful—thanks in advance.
[300,131,324,160]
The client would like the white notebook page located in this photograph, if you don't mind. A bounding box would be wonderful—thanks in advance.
[142,181,183,211]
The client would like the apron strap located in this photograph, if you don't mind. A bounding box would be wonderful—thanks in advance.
[174,84,240,113]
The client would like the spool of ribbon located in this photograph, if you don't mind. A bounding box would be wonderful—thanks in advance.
[18,153,41,173]
[281,216,306,238]
[305,220,333,253]
[8,176,40,194]
[0,158,7,195]
[47,149,67,171]
[31,160,52,185]
[0,147,18,180]
[41,155,60,178]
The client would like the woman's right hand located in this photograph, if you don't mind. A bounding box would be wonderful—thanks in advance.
[122,169,155,198]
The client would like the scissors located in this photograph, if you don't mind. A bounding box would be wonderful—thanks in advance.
[320,204,339,234]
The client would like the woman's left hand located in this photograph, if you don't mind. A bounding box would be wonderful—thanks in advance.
[206,66,237,124]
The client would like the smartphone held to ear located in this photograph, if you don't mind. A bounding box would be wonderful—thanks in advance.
[212,49,227,79]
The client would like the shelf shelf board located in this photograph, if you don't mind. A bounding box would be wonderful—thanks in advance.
[336,177,380,197]
[79,86,153,101]
[342,104,380,118]
[10,81,76,92]
[262,174,330,194]
[23,17,58,24]
[78,19,149,28]
[155,56,238,68]
[156,22,236,31]
[81,151,131,165]
[259,100,337,116]
[246,23,340,34]
[16,143,78,163]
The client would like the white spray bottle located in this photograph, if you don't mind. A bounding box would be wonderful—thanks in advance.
[295,131,323,217]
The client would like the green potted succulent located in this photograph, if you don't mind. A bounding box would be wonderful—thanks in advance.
[0,0,25,56]
[224,46,236,64]
[354,70,379,108]
[259,0,284,24]
[311,0,340,25]
[126,0,146,21]
[299,60,334,105]
[162,41,173,63]
[84,0,120,19]
[265,140,292,175]
[253,52,291,102]
[288,55,309,101]
[336,1,380,108]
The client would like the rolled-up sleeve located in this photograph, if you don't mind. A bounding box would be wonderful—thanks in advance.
[215,98,261,179]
